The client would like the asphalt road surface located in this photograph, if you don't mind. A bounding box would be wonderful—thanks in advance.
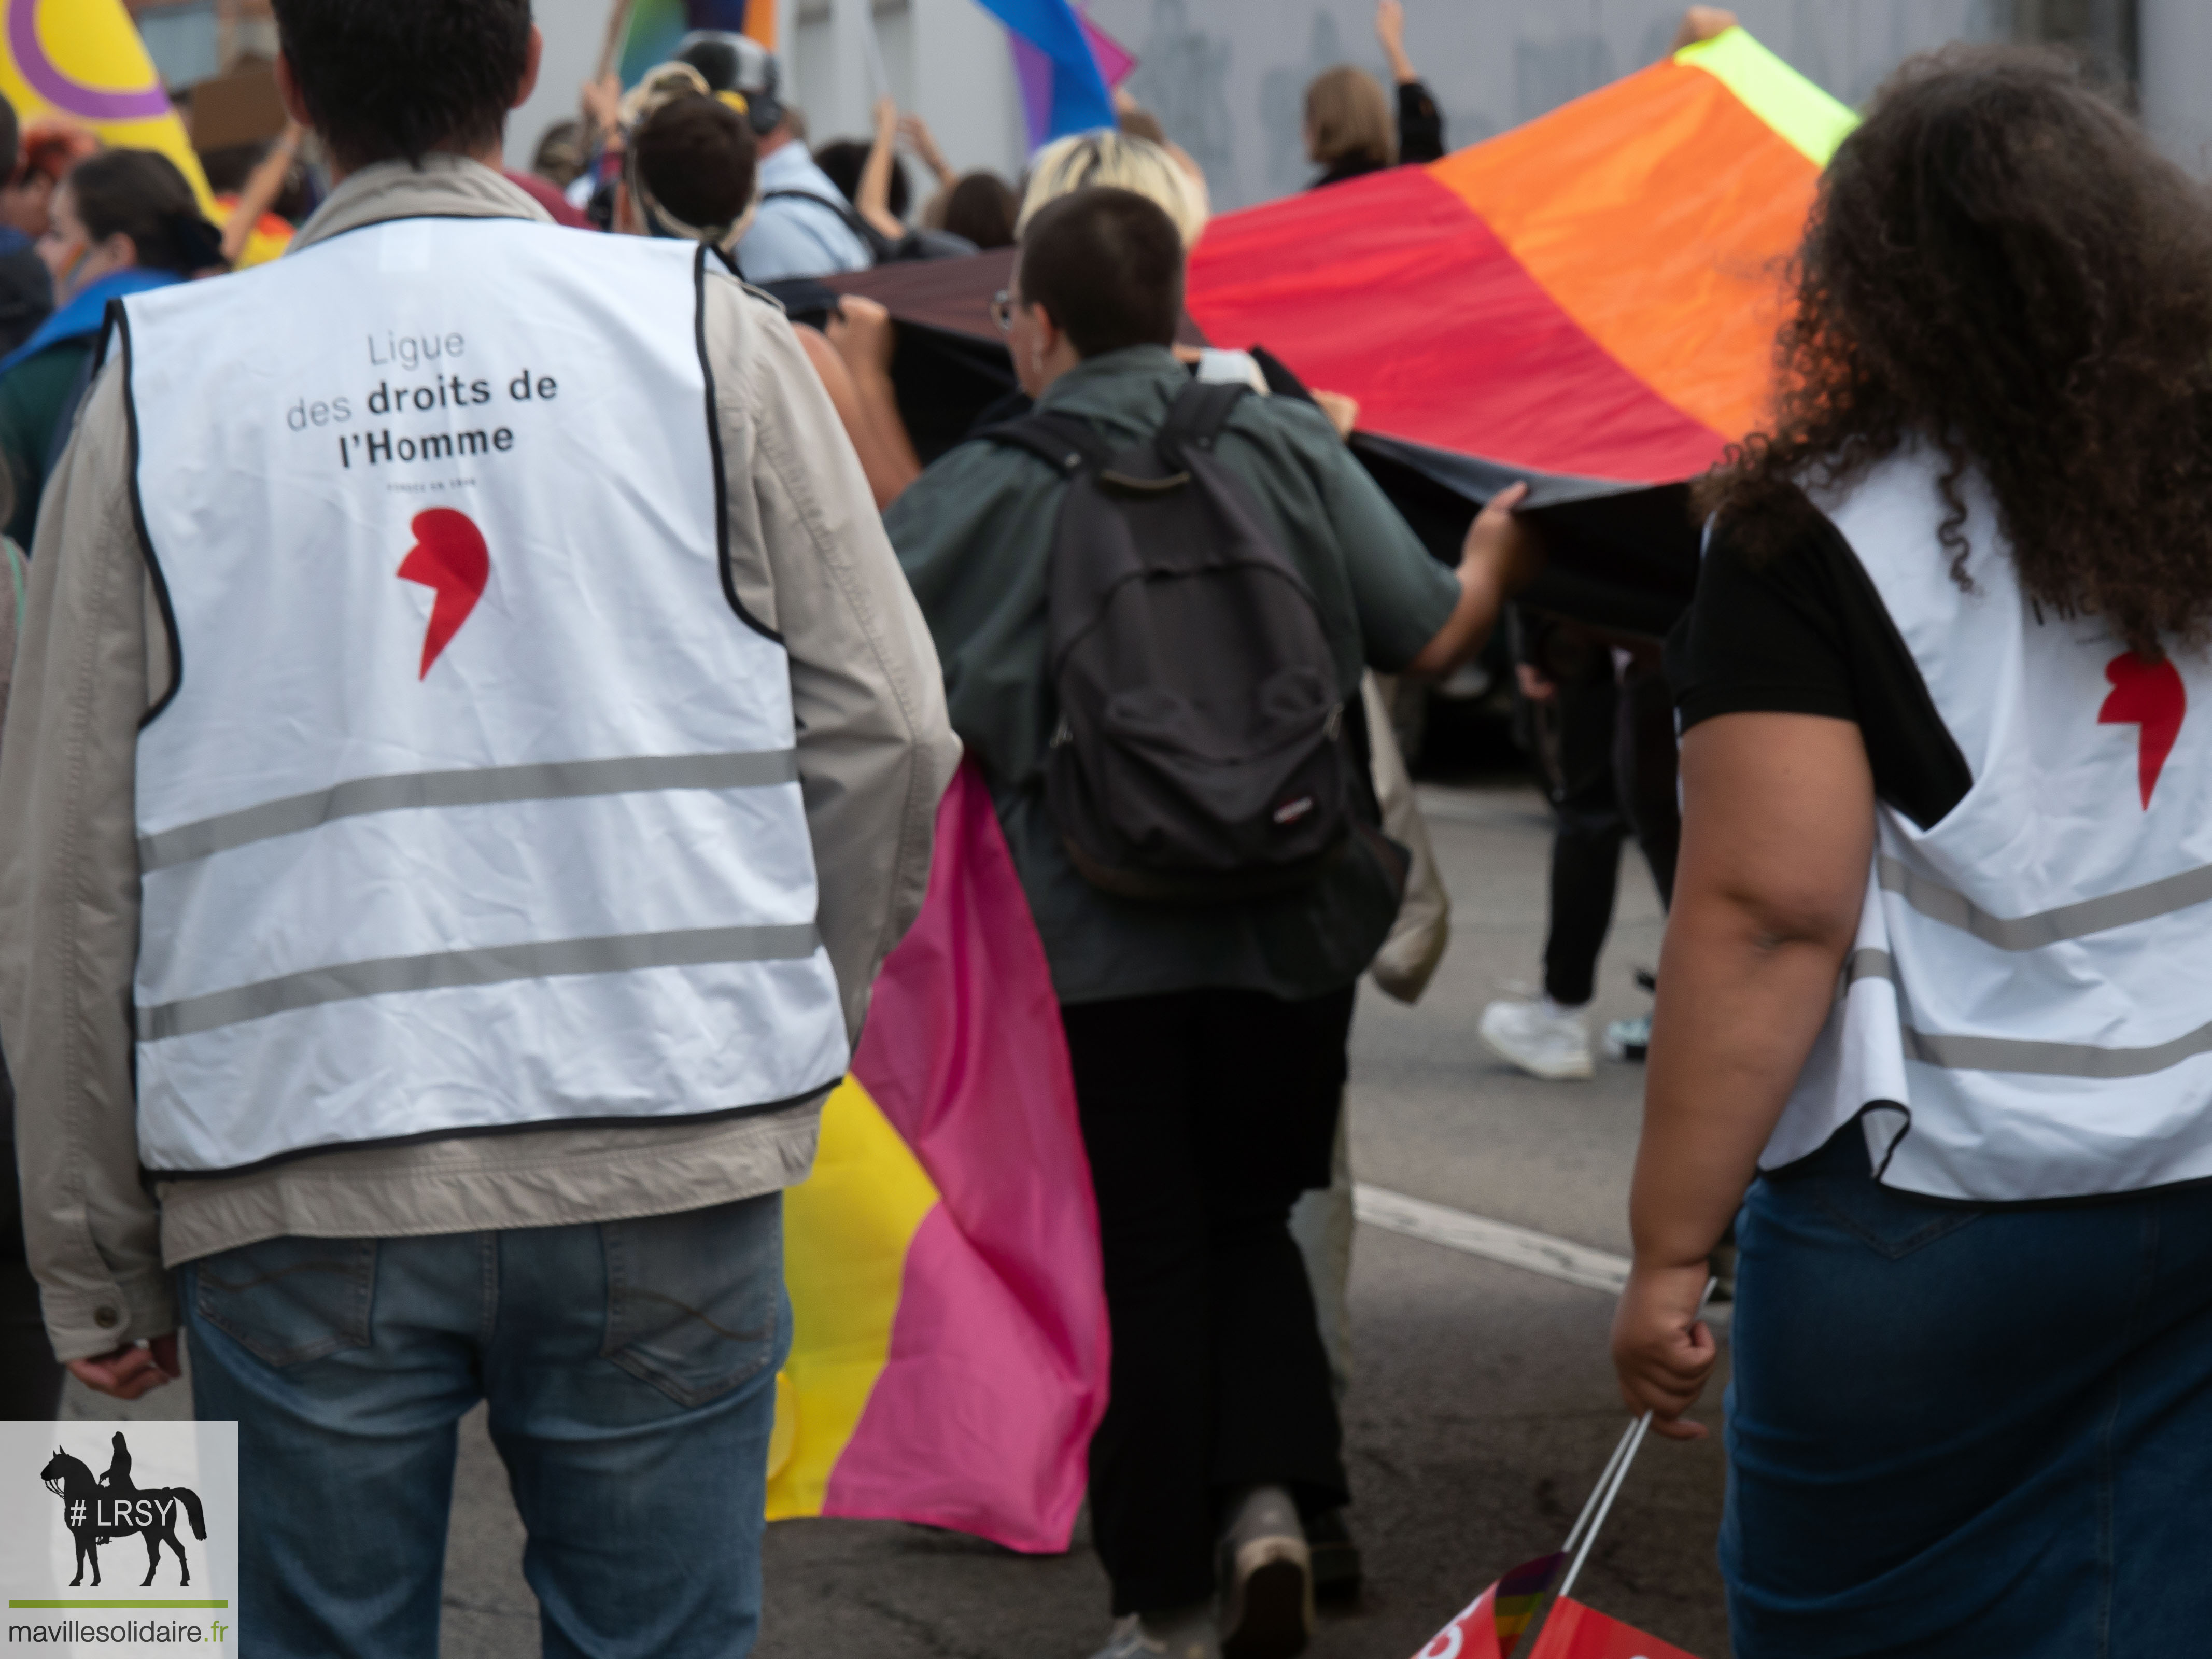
[67,778,1731,1659]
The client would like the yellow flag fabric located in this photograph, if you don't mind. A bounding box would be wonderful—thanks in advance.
[3,0,212,206]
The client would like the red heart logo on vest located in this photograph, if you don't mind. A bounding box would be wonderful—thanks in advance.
[396,508,489,679]
[2098,651,2186,808]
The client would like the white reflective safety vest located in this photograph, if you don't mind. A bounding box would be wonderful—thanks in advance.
[1764,445,2212,1201]
[119,217,849,1177]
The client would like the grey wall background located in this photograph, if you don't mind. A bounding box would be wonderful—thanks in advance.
[511,0,2206,217]
[1087,0,2011,213]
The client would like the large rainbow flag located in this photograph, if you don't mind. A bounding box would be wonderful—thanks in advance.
[1187,27,1855,632]
[828,27,1855,637]
[765,758,1109,1550]
[8,0,210,203]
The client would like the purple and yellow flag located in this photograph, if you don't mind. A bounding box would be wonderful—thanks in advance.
[10,0,210,203]
[765,760,1109,1551]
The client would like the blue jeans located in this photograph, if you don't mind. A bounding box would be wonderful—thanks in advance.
[1724,1129,2212,1658]
[181,1194,787,1659]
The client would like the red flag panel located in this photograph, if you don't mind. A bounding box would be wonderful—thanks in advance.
[1185,168,1728,485]
[1524,1597,1703,1659]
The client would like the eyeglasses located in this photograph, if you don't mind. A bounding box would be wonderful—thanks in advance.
[990,289,1018,333]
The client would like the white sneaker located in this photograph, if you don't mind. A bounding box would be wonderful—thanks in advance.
[1093,1607,1220,1659]
[1479,996,1595,1080]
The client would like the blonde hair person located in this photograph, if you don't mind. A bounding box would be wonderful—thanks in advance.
[1016,130,1208,250]
[1304,65,1396,173]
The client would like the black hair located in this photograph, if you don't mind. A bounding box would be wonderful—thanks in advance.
[633,95,758,234]
[1704,45,2212,657]
[812,138,908,221]
[0,92,18,186]
[67,150,223,275]
[1017,186,1182,358]
[943,171,1017,250]
[270,0,531,172]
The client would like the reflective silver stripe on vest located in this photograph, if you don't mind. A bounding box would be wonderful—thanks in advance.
[1879,854,2212,950]
[1839,947,2212,1078]
[138,750,800,872]
[135,922,821,1041]
[1844,947,1895,987]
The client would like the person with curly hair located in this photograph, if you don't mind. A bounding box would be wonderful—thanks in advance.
[1613,45,2212,1658]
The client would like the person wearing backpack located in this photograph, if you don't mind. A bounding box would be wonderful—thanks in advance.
[886,186,1539,1659]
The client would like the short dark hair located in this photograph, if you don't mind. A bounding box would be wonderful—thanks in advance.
[271,0,531,172]
[633,95,757,234]
[0,93,18,185]
[942,171,1016,250]
[68,150,222,275]
[1017,187,1182,358]
[812,138,908,221]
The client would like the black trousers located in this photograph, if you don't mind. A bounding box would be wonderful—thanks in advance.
[1062,985,1355,1615]
[1541,651,1680,1006]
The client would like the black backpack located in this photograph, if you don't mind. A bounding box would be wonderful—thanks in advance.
[985,381,1363,903]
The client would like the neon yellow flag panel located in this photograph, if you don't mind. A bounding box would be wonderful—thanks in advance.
[765,1078,941,1520]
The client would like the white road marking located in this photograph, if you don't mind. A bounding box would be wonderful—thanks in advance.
[1354,1183,1630,1294]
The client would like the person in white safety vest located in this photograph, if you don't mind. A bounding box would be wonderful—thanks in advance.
[0,0,958,1652]
[1610,48,2212,1659]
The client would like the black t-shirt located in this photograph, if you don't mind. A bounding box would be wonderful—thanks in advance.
[1665,496,1972,830]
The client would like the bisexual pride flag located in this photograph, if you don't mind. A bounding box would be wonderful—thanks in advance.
[764,759,1109,1551]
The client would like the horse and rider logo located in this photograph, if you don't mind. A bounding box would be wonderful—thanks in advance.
[37,1431,208,1588]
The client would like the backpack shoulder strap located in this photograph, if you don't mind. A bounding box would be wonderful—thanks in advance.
[760,188,891,264]
[977,410,1115,475]
[1157,378,1247,456]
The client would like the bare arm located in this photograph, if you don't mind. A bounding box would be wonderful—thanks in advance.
[898,113,956,190]
[796,317,920,510]
[1403,481,1540,678]
[1610,712,1873,1436]
[219,122,303,265]
[855,97,907,243]
[1376,0,1418,85]
[823,296,922,503]
[1669,6,1739,51]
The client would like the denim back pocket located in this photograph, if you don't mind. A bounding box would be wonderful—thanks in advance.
[601,1195,786,1409]
[1808,1172,1984,1260]
[192,1236,377,1366]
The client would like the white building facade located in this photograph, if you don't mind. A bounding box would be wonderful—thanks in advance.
[510,1,2204,215]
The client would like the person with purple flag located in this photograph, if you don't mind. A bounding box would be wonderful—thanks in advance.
[979,0,1116,145]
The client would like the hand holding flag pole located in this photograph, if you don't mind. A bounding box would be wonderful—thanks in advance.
[1411,1280,1717,1659]
[1555,1275,1719,1603]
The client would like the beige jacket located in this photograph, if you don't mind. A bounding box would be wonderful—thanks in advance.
[0,158,960,1361]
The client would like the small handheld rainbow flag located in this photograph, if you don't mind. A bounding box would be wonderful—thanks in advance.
[615,0,772,88]
[1413,1553,1566,1659]
[764,758,1110,1551]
